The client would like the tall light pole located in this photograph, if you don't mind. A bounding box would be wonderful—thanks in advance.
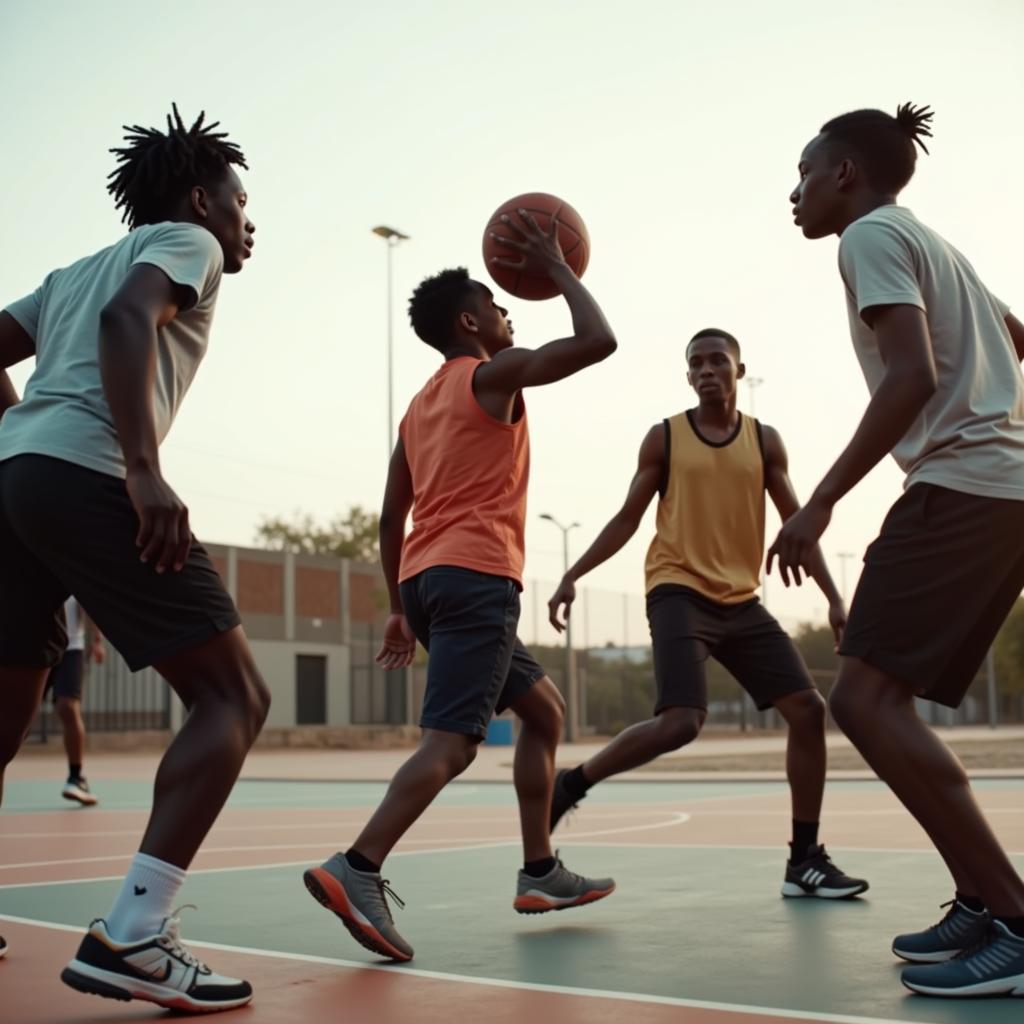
[372,225,410,459]
[541,513,580,741]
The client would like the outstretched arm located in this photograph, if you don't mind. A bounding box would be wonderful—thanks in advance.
[475,210,616,400]
[761,425,846,646]
[767,304,936,583]
[376,438,416,670]
[0,310,34,420]
[547,424,664,632]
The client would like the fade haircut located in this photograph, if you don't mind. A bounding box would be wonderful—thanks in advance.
[408,267,478,352]
[107,103,248,228]
[688,327,741,360]
[819,102,933,195]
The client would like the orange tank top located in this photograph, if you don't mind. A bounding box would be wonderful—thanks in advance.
[644,410,765,603]
[398,356,530,586]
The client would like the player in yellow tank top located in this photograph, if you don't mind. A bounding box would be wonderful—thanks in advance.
[546,329,868,899]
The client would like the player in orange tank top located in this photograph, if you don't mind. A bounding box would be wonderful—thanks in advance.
[304,209,618,960]
[546,329,868,900]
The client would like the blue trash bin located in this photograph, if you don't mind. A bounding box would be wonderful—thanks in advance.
[485,717,515,745]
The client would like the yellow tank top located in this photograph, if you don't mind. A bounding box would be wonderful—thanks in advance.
[644,411,765,604]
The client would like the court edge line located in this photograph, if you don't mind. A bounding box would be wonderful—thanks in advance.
[0,912,941,1024]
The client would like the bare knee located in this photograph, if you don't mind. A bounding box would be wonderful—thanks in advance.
[777,689,826,733]
[55,696,80,724]
[512,676,564,745]
[425,732,478,780]
[654,707,705,753]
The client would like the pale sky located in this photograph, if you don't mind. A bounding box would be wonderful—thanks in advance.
[3,0,1023,642]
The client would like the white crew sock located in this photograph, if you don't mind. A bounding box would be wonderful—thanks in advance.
[105,852,187,942]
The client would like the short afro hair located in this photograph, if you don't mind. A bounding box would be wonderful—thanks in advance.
[819,102,933,195]
[687,327,741,360]
[407,267,478,352]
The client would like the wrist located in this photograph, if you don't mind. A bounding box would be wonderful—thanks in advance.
[810,483,838,509]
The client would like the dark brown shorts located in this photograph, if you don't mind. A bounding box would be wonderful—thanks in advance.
[0,455,240,671]
[839,483,1024,708]
[646,584,816,712]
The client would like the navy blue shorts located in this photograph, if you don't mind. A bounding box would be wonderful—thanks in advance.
[399,566,545,739]
[46,649,85,702]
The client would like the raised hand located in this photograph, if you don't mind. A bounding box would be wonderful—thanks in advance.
[488,207,567,279]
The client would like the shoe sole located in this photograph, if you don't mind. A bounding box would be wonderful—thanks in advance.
[514,884,616,915]
[60,961,252,1013]
[62,790,98,806]
[780,881,869,899]
[891,945,962,963]
[303,867,412,962]
[902,971,1024,997]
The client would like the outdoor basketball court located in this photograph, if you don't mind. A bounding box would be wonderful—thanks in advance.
[2,761,1022,1023]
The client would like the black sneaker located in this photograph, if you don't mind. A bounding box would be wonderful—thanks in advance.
[60,914,252,1012]
[62,776,98,806]
[781,844,869,899]
[549,768,587,832]
[0,934,7,959]
[893,899,991,963]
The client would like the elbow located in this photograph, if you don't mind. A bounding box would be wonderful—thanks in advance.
[910,367,938,405]
[589,332,618,362]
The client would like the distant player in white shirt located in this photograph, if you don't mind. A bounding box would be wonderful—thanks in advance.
[46,597,106,805]
[0,105,268,1011]
[777,102,1024,999]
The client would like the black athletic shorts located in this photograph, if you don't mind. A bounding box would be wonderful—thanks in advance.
[840,483,1024,708]
[646,584,816,713]
[0,455,240,671]
[400,566,545,739]
[46,649,85,701]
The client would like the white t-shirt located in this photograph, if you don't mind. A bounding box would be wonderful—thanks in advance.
[0,222,223,478]
[838,205,1024,500]
[64,597,86,652]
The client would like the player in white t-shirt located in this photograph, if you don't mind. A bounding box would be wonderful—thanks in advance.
[774,103,1024,998]
[0,106,268,1011]
[45,597,106,805]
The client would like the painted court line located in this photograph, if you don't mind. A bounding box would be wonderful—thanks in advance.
[0,913,939,1024]
[0,813,692,870]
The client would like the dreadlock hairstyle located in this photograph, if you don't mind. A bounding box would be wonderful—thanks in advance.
[688,327,741,359]
[819,102,933,194]
[408,267,478,352]
[107,103,248,228]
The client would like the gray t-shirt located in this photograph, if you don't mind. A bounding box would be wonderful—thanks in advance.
[0,222,223,478]
[838,205,1024,500]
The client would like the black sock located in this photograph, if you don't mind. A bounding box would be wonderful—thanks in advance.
[955,891,986,914]
[523,856,557,878]
[993,915,1024,939]
[69,763,82,780]
[345,848,381,875]
[564,765,592,802]
[789,820,820,864]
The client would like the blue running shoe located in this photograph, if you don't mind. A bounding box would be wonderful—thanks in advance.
[902,920,1024,997]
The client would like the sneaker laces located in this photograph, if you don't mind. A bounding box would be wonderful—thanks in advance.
[159,905,210,973]
[377,880,405,922]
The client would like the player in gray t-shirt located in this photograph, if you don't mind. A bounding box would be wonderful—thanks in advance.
[773,103,1024,999]
[0,105,266,1013]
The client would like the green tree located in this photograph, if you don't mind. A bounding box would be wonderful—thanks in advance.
[254,506,380,562]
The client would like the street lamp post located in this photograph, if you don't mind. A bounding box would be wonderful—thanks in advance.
[372,225,410,460]
[541,513,580,741]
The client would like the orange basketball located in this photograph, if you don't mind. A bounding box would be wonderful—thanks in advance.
[482,192,590,301]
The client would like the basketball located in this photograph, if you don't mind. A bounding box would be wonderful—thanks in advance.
[482,192,590,301]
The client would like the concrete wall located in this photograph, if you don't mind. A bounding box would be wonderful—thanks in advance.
[248,639,351,729]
